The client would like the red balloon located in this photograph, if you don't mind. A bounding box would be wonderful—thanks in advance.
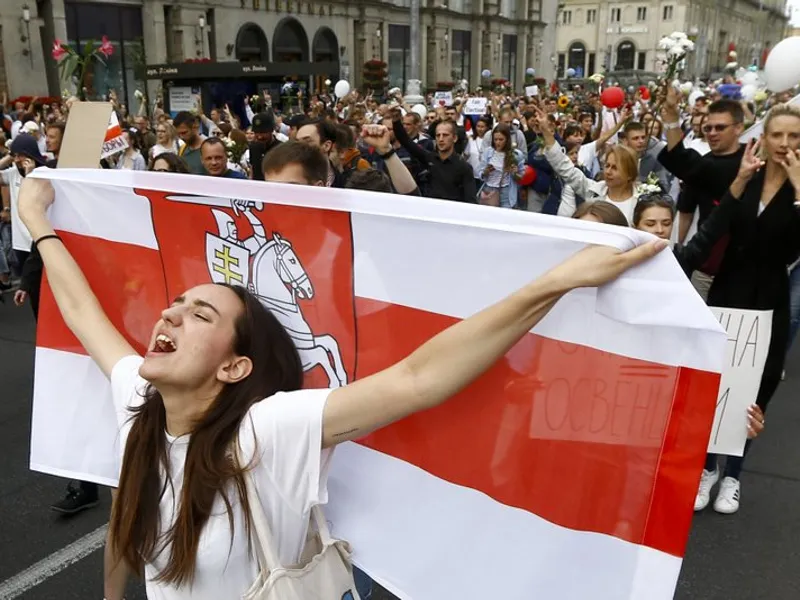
[638,85,651,100]
[601,86,625,109]
[519,165,536,187]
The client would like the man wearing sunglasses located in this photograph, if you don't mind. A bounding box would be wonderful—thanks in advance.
[658,89,746,300]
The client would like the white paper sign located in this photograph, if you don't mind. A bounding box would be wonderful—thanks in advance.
[463,97,488,115]
[432,91,454,108]
[169,86,200,116]
[525,85,540,97]
[100,111,128,160]
[707,307,772,456]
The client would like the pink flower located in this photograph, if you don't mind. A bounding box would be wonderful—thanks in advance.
[52,39,66,60]
[99,35,113,58]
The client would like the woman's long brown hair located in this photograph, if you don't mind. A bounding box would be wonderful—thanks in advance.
[109,284,304,586]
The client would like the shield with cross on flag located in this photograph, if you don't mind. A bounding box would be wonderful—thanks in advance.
[205,232,250,286]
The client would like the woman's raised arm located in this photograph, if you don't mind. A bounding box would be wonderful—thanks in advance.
[321,239,668,448]
[18,177,137,377]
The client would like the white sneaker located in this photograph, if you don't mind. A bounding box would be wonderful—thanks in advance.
[714,477,741,514]
[694,469,719,511]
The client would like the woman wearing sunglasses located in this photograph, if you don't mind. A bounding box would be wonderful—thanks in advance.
[149,152,189,174]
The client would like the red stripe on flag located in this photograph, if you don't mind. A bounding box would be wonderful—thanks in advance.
[354,298,719,557]
[35,229,718,559]
[38,231,167,356]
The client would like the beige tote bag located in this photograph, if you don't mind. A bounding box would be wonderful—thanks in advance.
[240,464,360,600]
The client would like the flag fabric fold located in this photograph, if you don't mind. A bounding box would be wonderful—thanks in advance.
[28,168,725,599]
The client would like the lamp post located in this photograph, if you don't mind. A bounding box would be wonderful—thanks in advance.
[198,14,206,58]
[405,0,423,104]
[22,4,33,67]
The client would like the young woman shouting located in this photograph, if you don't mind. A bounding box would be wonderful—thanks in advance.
[18,176,664,599]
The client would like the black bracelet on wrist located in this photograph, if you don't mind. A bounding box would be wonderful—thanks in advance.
[33,234,62,249]
[378,148,396,160]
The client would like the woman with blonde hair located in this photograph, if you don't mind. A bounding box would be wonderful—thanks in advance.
[150,122,183,161]
[661,94,800,514]
[534,108,640,223]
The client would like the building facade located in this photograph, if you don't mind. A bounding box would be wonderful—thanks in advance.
[554,0,790,79]
[1,0,559,109]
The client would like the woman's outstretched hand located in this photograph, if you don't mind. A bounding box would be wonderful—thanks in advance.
[18,176,55,227]
[545,239,669,291]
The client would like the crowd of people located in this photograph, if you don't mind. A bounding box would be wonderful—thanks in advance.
[1,75,798,597]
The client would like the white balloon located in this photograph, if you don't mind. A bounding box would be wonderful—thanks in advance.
[764,36,800,92]
[740,84,757,101]
[334,80,351,98]
[741,71,760,87]
[411,104,428,118]
[680,81,693,95]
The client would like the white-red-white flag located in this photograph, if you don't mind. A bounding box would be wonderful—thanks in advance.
[29,168,725,600]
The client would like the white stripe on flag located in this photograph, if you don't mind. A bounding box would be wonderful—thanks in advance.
[352,212,724,372]
[327,442,681,600]
[30,348,121,487]
[49,180,158,249]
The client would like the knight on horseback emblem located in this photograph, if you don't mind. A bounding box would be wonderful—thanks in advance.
[205,200,348,388]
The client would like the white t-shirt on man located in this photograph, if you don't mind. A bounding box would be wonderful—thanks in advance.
[111,355,334,600]
[0,166,33,252]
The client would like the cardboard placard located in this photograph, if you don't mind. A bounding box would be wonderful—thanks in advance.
[58,102,115,169]
[707,307,772,456]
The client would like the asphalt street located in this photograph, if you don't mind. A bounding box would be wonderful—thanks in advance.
[1,294,799,599]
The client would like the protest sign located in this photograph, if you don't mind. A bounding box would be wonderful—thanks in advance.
[525,85,540,97]
[463,97,488,115]
[707,307,772,456]
[432,91,453,108]
[58,102,113,168]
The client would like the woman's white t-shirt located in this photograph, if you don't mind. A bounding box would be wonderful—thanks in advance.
[111,355,334,600]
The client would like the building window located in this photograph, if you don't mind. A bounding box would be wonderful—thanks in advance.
[502,34,517,84]
[500,0,515,19]
[388,25,410,90]
[587,9,597,24]
[663,5,673,20]
[611,8,621,22]
[557,53,565,78]
[562,10,572,25]
[567,42,586,77]
[636,7,646,21]
[65,1,144,110]
[451,30,471,83]
[588,52,596,74]
[616,40,635,69]
[637,51,646,70]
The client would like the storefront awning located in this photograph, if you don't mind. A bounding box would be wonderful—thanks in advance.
[146,61,339,80]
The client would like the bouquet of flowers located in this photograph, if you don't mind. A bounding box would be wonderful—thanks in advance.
[222,137,247,165]
[656,32,695,78]
[635,172,665,200]
[651,32,695,135]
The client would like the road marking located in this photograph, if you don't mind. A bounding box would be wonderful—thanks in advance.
[0,524,107,599]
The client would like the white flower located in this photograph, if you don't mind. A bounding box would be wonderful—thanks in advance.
[670,31,688,41]
[681,39,695,52]
[658,37,674,51]
[668,45,685,58]
[728,50,737,59]
[134,89,143,100]
[725,61,738,70]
